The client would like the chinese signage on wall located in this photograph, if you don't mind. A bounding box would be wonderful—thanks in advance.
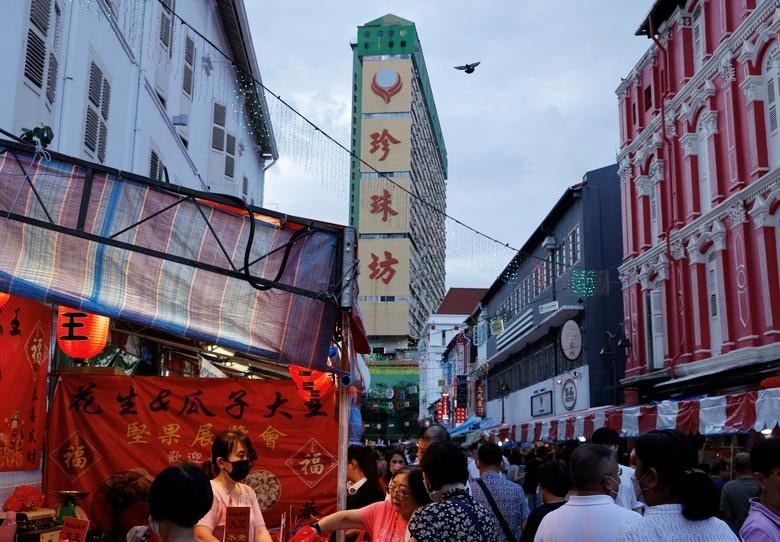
[45,375,338,532]
[0,295,51,471]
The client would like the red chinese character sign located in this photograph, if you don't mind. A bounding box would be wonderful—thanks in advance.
[367,251,399,284]
[369,189,399,223]
[0,295,51,471]
[360,118,410,173]
[45,376,338,534]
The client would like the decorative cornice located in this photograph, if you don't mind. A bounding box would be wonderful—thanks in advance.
[634,131,664,166]
[748,194,773,228]
[718,54,736,86]
[621,167,780,273]
[698,109,718,137]
[740,75,766,103]
[710,219,727,252]
[618,156,632,181]
[726,201,747,227]
[616,1,777,165]
[664,102,678,138]
[680,132,699,157]
[649,159,665,184]
[687,236,708,264]
[737,36,758,66]
[655,252,669,282]
[670,238,686,261]
[635,175,652,198]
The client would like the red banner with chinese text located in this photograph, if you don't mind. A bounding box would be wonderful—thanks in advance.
[0,295,51,471]
[45,375,338,533]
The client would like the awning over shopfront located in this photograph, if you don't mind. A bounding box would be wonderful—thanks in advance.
[506,388,780,443]
[449,415,483,437]
[0,139,367,370]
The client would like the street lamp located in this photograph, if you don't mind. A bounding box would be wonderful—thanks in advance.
[500,380,509,424]
[600,327,632,405]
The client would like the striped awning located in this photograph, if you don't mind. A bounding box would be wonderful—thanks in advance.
[509,387,780,442]
[0,140,362,369]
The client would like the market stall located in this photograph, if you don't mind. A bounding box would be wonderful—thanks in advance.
[0,138,368,538]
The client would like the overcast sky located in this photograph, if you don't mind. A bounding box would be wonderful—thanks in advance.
[246,1,654,289]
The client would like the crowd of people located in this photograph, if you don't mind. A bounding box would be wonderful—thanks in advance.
[130,426,779,542]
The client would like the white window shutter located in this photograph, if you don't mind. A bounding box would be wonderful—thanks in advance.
[84,107,99,152]
[24,30,46,88]
[150,149,159,180]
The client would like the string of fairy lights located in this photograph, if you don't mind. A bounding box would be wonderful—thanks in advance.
[67,0,615,297]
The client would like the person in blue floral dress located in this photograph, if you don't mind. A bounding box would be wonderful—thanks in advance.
[408,442,499,542]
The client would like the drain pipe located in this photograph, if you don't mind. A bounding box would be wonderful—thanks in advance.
[648,15,683,378]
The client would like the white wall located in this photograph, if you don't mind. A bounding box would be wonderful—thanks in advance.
[3,0,269,203]
[487,364,591,427]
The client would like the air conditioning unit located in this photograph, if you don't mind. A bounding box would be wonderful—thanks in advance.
[172,114,188,126]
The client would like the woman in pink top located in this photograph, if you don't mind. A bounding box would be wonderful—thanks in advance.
[307,466,430,542]
[195,431,272,542]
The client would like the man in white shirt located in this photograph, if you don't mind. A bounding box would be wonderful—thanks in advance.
[534,444,642,541]
[591,427,644,513]
[466,443,481,482]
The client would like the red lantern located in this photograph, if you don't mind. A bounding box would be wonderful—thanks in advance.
[56,306,110,360]
[289,365,335,403]
[0,292,9,309]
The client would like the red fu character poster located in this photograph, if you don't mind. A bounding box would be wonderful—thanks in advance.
[45,375,338,534]
[0,295,51,471]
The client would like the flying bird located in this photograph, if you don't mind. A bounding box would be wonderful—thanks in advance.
[454,61,480,74]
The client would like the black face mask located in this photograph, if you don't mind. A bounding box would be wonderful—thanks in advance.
[226,459,251,481]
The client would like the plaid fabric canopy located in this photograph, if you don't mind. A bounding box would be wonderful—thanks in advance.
[0,140,358,369]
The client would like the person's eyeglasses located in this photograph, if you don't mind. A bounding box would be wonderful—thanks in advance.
[388,485,409,498]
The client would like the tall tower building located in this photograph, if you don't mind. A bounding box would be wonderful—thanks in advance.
[350,14,447,356]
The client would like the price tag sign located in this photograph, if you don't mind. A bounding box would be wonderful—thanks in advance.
[224,506,251,542]
[58,517,89,542]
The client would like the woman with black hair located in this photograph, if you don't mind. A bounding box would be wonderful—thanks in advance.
[194,430,272,542]
[407,442,498,542]
[385,448,409,486]
[148,464,214,542]
[616,429,737,541]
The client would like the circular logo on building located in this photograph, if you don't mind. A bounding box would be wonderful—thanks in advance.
[371,68,403,104]
[561,379,577,411]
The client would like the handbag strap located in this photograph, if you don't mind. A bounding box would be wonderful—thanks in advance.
[476,478,516,542]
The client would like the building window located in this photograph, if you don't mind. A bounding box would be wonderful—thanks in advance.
[649,183,658,245]
[149,145,166,182]
[706,252,722,355]
[692,4,704,71]
[182,34,195,98]
[159,0,174,51]
[569,226,581,264]
[644,85,652,111]
[697,116,711,213]
[24,0,62,105]
[83,60,111,163]
[765,47,779,169]
[644,285,665,370]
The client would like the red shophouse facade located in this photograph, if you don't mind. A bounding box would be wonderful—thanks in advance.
[617,0,780,403]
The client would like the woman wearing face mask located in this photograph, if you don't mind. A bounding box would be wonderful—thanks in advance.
[147,464,214,542]
[195,430,273,542]
[616,430,737,541]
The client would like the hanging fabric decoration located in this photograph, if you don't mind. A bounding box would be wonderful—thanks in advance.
[289,365,335,403]
[0,292,9,309]
[56,306,110,360]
